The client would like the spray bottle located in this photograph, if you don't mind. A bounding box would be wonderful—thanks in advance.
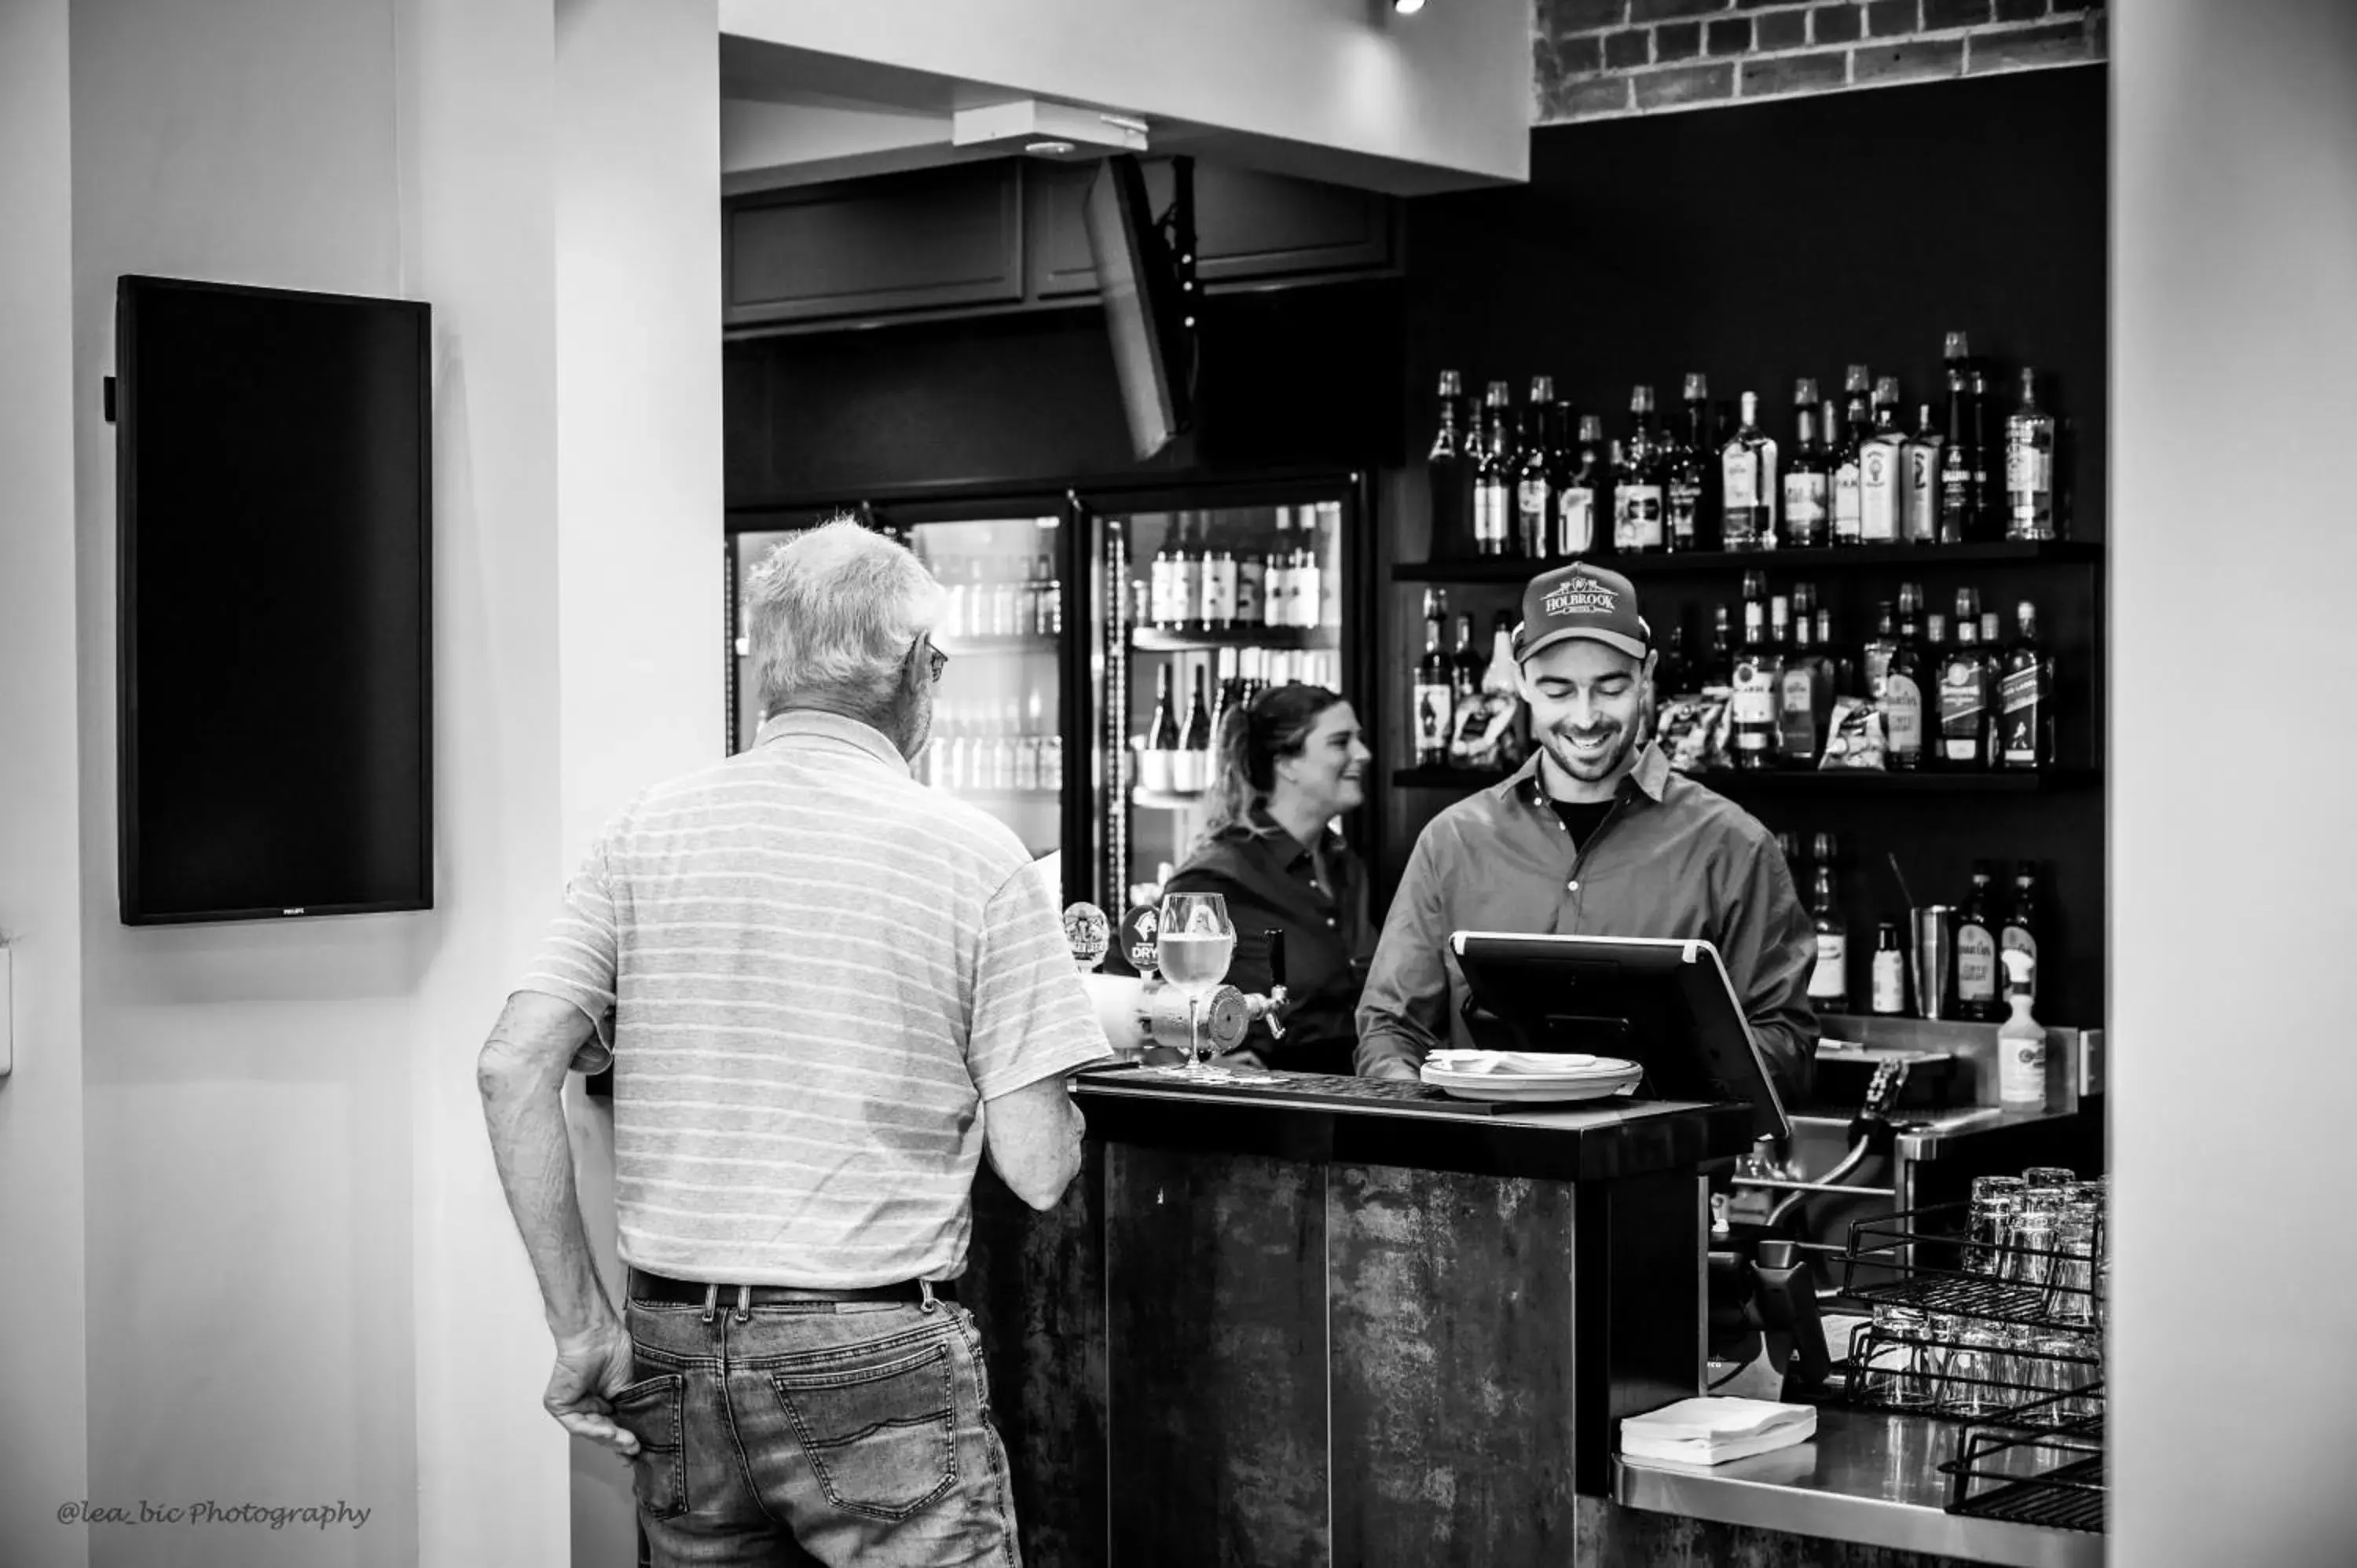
[1996,947,2047,1110]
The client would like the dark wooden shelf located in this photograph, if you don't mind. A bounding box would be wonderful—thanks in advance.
[1131,624,1340,653]
[1391,540,2103,584]
[1390,764,2100,794]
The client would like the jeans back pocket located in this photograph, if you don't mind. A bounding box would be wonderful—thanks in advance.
[770,1341,957,1522]
[609,1372,688,1522]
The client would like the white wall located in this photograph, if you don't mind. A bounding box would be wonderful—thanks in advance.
[67,2,422,1565]
[0,2,92,1565]
[718,0,1531,192]
[2112,2,2357,1563]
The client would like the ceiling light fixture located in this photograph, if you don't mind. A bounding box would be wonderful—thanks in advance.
[1025,139,1077,156]
[1394,0,1426,14]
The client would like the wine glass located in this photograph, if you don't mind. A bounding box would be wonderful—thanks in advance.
[1155,892,1235,1074]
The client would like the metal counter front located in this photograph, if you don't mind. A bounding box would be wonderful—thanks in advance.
[1613,1406,2102,1568]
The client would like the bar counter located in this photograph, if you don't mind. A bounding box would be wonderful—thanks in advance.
[960,1065,2097,1566]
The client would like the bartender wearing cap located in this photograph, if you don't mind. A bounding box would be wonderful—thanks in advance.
[1355,561,1816,1100]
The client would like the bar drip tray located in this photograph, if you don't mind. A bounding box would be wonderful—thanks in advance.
[1077,1064,1533,1117]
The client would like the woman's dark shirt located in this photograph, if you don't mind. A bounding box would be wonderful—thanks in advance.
[1162,808,1376,1075]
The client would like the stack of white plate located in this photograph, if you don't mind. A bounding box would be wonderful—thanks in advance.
[1418,1050,1644,1103]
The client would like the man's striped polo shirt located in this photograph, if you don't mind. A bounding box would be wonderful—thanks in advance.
[517,709,1111,1287]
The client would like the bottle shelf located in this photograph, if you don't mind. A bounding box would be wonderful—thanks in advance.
[1132,788,1211,811]
[935,633,1059,654]
[1391,764,2100,795]
[940,788,1061,808]
[1131,624,1340,654]
[1391,539,2102,584]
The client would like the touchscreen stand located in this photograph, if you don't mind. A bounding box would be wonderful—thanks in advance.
[1448,932,1791,1141]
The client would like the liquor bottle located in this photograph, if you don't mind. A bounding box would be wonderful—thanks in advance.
[1517,377,1556,560]
[1880,584,1928,771]
[2005,367,2058,540]
[1937,591,1993,768]
[1414,618,1453,768]
[1263,510,1293,628]
[1450,612,1527,769]
[1706,604,1735,689]
[1719,391,1778,551]
[1150,664,1182,754]
[2002,863,2043,1007]
[1778,591,1823,766]
[1182,663,1214,753]
[1174,518,1204,633]
[1293,542,1324,630]
[1474,381,1515,558]
[1235,551,1264,626]
[1616,385,1666,553]
[1730,590,1779,769]
[1014,703,1043,793]
[1863,600,1900,696]
[993,702,1020,789]
[1831,369,1869,545]
[1967,365,1996,540]
[1939,355,1974,545]
[1906,404,1943,544]
[1808,865,1849,1014]
[1428,370,1474,560]
[1999,599,2053,769]
[1202,548,1237,631]
[1559,414,1606,558]
[1816,606,1847,700]
[1871,921,1908,1016]
[1449,611,1486,751]
[1860,376,1907,545]
[1783,380,1829,548]
[1657,621,1692,699]
[1207,647,1238,751]
[1955,861,2003,1022]
[1666,373,1710,552]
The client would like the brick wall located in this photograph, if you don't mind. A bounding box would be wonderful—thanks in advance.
[1534,0,2106,124]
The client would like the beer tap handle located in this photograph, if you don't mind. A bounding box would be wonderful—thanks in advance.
[1260,928,1289,1041]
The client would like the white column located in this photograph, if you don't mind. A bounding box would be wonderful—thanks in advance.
[0,2,91,1560]
[398,2,572,1564]
[2112,2,2357,1562]
[552,2,724,1560]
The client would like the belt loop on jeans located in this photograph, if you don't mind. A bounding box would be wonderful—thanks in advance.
[735,1284,754,1323]
[700,1283,719,1324]
[919,1279,938,1313]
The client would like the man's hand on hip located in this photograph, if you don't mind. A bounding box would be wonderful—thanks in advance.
[545,1317,641,1456]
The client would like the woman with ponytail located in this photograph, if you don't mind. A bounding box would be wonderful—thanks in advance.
[1161,683,1375,1075]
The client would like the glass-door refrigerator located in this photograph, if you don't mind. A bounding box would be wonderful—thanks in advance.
[1073,479,1369,921]
[727,502,1076,901]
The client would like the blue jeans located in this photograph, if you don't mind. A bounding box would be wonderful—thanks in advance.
[611,1277,1021,1568]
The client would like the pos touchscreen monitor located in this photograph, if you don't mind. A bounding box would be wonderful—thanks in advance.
[1448,932,1791,1141]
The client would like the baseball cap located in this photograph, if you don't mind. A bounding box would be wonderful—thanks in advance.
[1512,561,1652,663]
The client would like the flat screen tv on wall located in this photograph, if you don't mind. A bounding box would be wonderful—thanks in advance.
[115,275,432,925]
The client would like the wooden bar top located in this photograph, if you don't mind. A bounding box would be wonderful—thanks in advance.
[1071,1062,1756,1182]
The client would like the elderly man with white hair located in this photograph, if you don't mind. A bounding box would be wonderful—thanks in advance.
[478,516,1111,1567]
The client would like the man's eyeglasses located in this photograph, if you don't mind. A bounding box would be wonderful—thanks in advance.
[921,639,949,684]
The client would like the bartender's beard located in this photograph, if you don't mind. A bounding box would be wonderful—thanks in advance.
[1539,714,1639,792]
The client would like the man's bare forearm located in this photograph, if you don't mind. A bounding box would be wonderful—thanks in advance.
[478,1013,613,1342]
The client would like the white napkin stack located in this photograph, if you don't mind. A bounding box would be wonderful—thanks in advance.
[1619,1397,1819,1466]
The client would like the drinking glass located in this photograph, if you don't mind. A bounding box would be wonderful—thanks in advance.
[1156,892,1236,1074]
[2048,1189,2102,1328]
[1967,1175,2026,1277]
[1859,1305,1937,1409]
[2022,1165,2078,1189]
[1939,1322,2007,1417]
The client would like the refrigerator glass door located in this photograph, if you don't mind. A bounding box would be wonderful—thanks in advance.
[1086,497,1349,918]
[903,515,1067,873]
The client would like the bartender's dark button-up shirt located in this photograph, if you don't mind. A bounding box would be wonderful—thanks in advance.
[1354,742,1816,1101]
[1164,809,1376,1075]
